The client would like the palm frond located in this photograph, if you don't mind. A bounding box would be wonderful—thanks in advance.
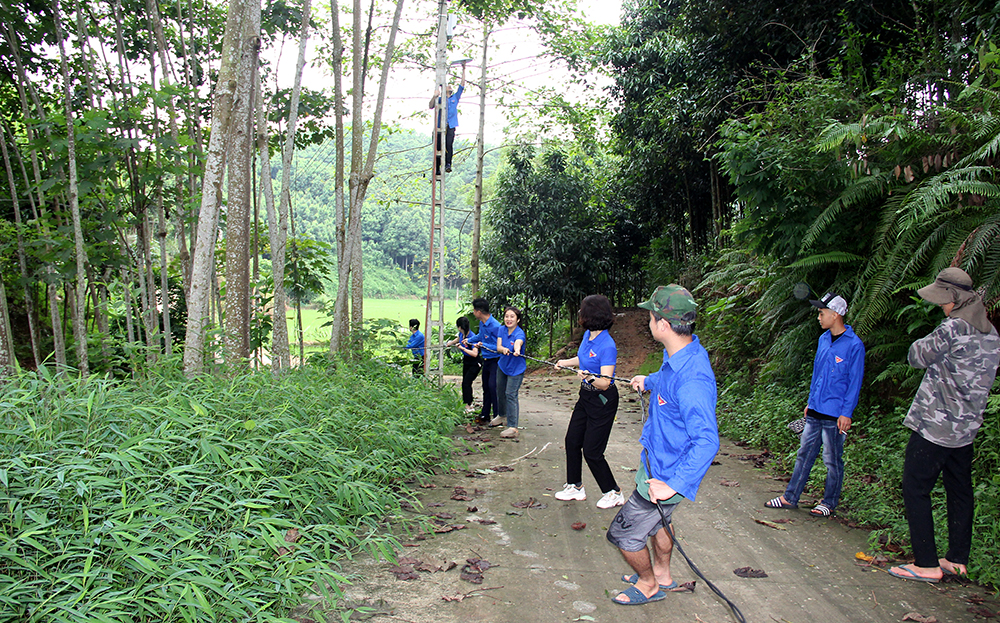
[788,252,865,269]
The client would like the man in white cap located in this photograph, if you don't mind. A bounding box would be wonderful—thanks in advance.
[765,292,865,517]
[889,268,1000,583]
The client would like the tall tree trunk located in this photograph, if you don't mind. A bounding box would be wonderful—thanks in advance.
[183,0,260,376]
[0,275,14,380]
[3,24,67,370]
[223,9,260,369]
[1,125,41,366]
[345,0,406,343]
[52,0,90,377]
[471,22,489,297]
[256,81,289,371]
[328,0,350,354]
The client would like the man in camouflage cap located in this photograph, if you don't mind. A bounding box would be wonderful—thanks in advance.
[605,285,719,605]
[889,268,1000,583]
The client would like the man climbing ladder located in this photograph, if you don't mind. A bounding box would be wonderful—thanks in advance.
[429,62,466,175]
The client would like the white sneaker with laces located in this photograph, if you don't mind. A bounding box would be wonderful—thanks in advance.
[554,483,586,501]
[596,490,625,509]
[489,416,505,427]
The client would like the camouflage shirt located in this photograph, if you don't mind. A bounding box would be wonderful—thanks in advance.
[904,317,1000,448]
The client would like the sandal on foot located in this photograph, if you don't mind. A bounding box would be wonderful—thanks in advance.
[889,565,939,583]
[809,503,832,516]
[612,585,667,606]
[764,496,797,509]
[621,573,678,591]
[940,559,967,576]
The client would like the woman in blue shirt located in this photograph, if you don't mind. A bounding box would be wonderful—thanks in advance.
[553,295,624,509]
[447,316,481,414]
[495,306,526,439]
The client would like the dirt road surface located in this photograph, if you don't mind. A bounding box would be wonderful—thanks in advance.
[332,372,996,623]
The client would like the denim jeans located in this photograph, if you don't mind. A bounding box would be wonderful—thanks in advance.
[495,368,523,428]
[783,416,845,510]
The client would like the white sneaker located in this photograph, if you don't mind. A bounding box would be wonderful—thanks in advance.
[499,426,519,438]
[596,490,625,509]
[554,483,586,501]
[489,416,505,427]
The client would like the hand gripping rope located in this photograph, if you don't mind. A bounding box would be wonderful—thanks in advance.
[470,343,748,621]
[636,390,747,623]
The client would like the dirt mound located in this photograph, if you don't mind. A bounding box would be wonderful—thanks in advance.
[537,307,660,379]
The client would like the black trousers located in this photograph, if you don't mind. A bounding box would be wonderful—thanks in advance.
[461,357,481,405]
[902,431,975,567]
[564,384,620,494]
[478,358,499,421]
[435,126,455,173]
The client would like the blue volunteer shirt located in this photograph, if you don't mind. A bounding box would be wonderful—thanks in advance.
[577,330,617,379]
[406,330,425,358]
[468,315,501,360]
[807,325,865,419]
[435,85,464,128]
[498,325,527,376]
[639,335,719,502]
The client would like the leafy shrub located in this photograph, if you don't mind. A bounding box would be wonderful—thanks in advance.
[0,360,463,621]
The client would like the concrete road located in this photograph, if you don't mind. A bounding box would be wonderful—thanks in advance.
[337,374,994,623]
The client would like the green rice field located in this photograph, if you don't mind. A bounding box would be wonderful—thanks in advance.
[288,297,471,343]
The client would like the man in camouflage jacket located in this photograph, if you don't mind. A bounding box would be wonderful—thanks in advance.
[889,268,1000,583]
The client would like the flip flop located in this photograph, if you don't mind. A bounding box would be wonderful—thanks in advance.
[764,496,797,509]
[810,503,832,517]
[621,573,678,591]
[612,585,667,606]
[889,565,939,583]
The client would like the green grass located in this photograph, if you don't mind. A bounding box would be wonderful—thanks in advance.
[0,358,464,622]
[289,297,471,344]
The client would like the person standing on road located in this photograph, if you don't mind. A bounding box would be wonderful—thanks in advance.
[466,298,501,425]
[889,268,1000,583]
[446,316,481,414]
[495,306,526,439]
[764,293,865,517]
[554,294,624,509]
[607,285,719,606]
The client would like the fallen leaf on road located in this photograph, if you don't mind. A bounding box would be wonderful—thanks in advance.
[512,497,547,509]
[571,522,586,530]
[492,465,514,472]
[856,552,874,562]
[733,566,768,578]
[670,581,696,593]
[720,479,740,487]
[397,556,419,565]
[433,512,454,520]
[467,506,478,512]
[967,606,996,618]
[753,518,786,530]
[420,483,436,489]
[476,518,497,525]
[416,561,442,573]
[902,613,939,622]
[442,594,466,602]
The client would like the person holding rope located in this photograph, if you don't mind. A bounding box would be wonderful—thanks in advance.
[446,316,481,414]
[466,298,501,425]
[553,294,625,509]
[404,319,425,376]
[607,285,719,606]
[494,306,526,439]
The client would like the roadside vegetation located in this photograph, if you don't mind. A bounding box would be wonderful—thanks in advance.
[0,359,463,622]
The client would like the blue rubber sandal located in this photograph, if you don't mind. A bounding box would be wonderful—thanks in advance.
[621,573,678,591]
[612,585,667,605]
[889,565,939,583]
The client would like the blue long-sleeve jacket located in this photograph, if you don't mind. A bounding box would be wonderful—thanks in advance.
[807,325,865,419]
[640,336,720,501]
[406,330,425,358]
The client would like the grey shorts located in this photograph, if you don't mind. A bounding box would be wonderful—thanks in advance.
[606,490,679,552]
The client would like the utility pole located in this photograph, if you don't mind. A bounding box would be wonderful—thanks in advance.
[424,0,449,383]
